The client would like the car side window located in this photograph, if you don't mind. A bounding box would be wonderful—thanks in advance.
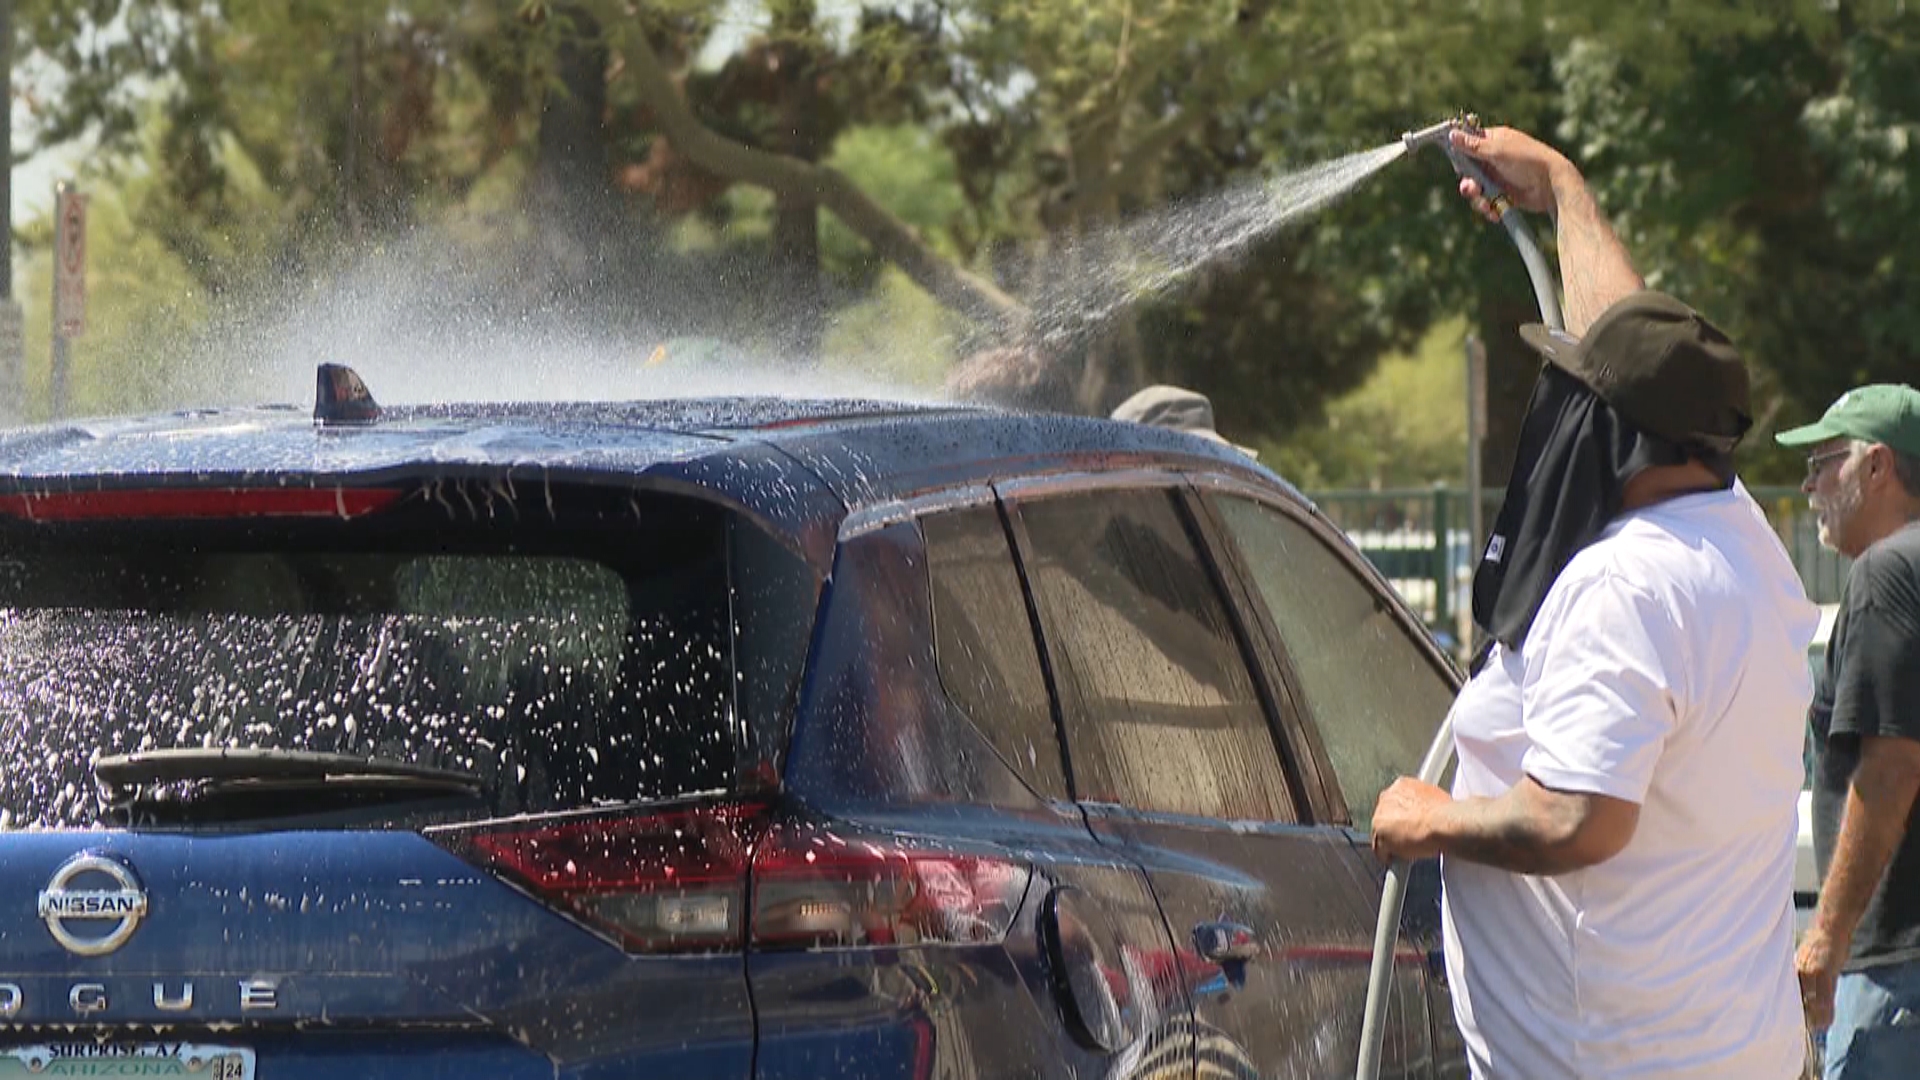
[1016,488,1296,822]
[921,505,1069,802]
[1213,495,1455,827]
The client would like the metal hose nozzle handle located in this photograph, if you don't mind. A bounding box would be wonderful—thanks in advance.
[1402,114,1517,218]
[1399,116,1465,155]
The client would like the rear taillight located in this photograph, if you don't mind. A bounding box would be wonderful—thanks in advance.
[428,801,768,954]
[431,804,1032,954]
[750,821,1031,949]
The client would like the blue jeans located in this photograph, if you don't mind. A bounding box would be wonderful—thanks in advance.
[1824,957,1920,1079]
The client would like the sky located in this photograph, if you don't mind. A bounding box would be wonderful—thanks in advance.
[16,139,77,220]
[12,35,89,291]
[9,117,81,299]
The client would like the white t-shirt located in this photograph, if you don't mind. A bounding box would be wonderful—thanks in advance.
[1442,483,1819,1080]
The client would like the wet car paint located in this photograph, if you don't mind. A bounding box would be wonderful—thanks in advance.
[0,394,1459,1078]
[772,521,1196,1078]
[0,832,755,1074]
[779,510,1451,1076]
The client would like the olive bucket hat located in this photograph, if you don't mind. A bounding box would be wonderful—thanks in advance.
[1518,291,1753,453]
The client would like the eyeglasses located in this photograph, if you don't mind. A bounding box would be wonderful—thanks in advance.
[1805,447,1852,481]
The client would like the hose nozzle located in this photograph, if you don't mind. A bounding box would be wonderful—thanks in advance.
[1403,111,1510,215]
[1400,112,1483,155]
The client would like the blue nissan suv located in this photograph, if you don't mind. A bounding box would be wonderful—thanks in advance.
[0,367,1462,1078]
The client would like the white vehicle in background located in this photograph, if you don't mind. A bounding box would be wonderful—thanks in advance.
[1796,603,1841,936]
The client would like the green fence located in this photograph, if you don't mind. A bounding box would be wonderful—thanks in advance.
[1307,485,1846,635]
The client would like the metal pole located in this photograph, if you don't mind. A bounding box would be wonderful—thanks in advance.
[0,0,18,425]
[1,0,12,300]
[1465,333,1487,648]
[50,334,66,418]
[1431,484,1451,632]
[50,180,66,419]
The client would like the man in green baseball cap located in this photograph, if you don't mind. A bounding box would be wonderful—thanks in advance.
[1778,384,1920,557]
[1778,383,1920,1077]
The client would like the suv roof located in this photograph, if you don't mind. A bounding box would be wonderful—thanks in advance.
[0,392,1281,568]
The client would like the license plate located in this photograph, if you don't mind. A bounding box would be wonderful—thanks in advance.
[0,1044,253,1078]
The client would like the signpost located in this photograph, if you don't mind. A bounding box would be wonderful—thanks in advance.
[51,182,86,417]
[0,300,19,424]
[1463,334,1488,648]
[0,0,16,425]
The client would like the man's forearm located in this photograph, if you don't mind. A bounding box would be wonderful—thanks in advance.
[1430,780,1609,876]
[1815,741,1920,942]
[1548,163,1644,335]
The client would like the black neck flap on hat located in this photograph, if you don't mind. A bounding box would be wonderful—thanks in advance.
[1470,364,1729,660]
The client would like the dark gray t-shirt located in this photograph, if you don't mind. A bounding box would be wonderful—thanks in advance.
[1811,521,1920,970]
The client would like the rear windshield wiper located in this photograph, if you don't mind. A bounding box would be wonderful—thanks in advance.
[96,747,484,790]
[93,748,485,823]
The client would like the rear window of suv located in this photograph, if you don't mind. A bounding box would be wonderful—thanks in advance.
[0,483,817,827]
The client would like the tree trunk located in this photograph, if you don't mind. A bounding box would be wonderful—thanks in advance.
[768,6,825,361]
[620,22,1023,329]
[1476,283,1547,493]
[1064,121,1148,414]
[345,31,365,240]
[529,6,617,247]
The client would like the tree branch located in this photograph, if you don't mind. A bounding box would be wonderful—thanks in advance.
[1052,23,1344,225]
[623,29,1027,328]
[1055,106,1210,224]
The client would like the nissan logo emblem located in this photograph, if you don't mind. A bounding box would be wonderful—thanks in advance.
[38,854,148,957]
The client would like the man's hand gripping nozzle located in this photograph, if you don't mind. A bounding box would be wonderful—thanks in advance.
[1402,112,1514,220]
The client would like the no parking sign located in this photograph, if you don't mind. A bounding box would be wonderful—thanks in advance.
[54,186,86,340]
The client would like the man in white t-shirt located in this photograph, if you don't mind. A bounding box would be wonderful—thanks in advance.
[1371,127,1820,1078]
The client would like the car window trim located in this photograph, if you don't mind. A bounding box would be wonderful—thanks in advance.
[998,477,1307,826]
[1190,474,1463,825]
[842,471,1195,544]
[993,468,1186,502]
[995,491,1086,806]
[910,500,1077,806]
[1178,484,1337,825]
[1190,473,1464,685]
[840,484,998,541]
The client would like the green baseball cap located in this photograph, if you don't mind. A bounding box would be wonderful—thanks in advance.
[1775,384,1920,457]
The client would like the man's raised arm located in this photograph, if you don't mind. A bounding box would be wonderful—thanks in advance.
[1450,126,1644,334]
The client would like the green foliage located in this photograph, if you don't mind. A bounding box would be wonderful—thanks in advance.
[16,182,209,420]
[819,124,969,281]
[1556,8,1920,483]
[820,268,963,391]
[6,0,1918,498]
[1266,318,1470,490]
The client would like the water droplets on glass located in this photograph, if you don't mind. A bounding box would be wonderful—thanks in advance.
[0,543,736,827]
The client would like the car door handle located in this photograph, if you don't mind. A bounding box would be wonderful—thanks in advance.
[1192,921,1260,963]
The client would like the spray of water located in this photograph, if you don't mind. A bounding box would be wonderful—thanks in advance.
[145,225,948,411]
[64,140,1412,418]
[1020,141,1409,350]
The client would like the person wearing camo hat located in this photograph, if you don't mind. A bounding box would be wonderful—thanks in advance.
[1109,385,1258,459]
